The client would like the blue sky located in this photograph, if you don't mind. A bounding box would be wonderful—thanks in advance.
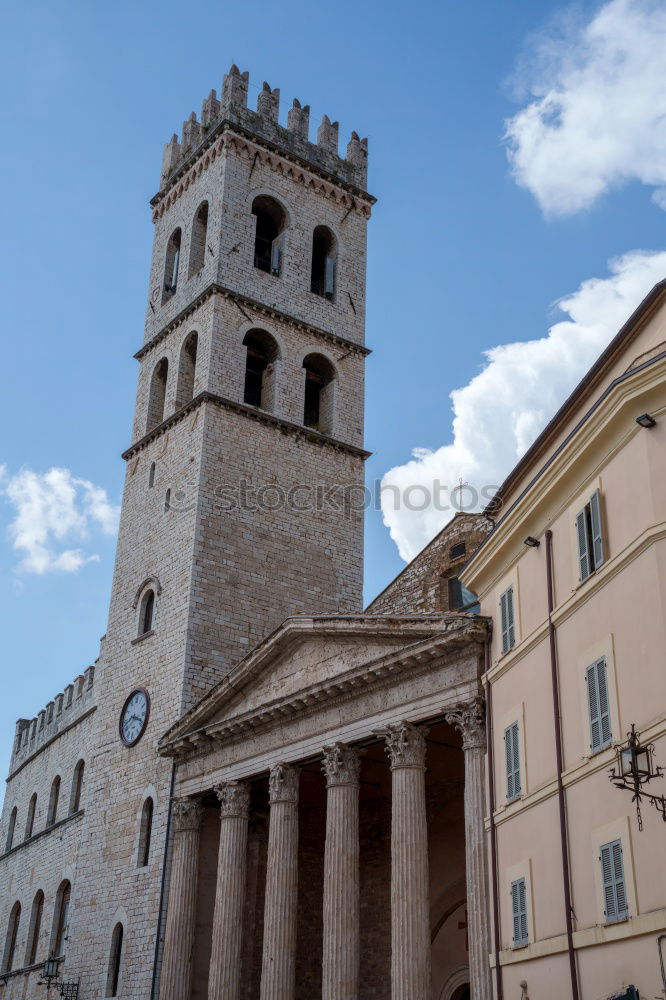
[2,0,666,770]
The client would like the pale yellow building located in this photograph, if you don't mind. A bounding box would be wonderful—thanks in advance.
[463,280,666,999]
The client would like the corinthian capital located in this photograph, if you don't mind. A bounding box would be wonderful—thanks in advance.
[214,780,250,819]
[376,721,428,769]
[322,743,360,786]
[445,697,486,750]
[268,763,300,804]
[171,797,203,833]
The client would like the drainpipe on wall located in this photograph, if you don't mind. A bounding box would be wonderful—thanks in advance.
[545,529,581,1000]
[484,624,504,1000]
[150,761,176,1000]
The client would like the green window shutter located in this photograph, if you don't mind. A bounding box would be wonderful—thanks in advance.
[589,489,605,569]
[511,877,528,945]
[601,839,627,922]
[505,722,521,800]
[576,509,591,580]
[500,587,515,653]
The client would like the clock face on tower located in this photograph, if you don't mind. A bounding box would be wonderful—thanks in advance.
[119,688,150,747]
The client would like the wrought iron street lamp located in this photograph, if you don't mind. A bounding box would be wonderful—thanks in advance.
[609,724,666,831]
[37,955,79,998]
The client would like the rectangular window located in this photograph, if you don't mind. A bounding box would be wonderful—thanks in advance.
[600,839,628,923]
[586,658,612,752]
[576,489,605,581]
[511,877,529,946]
[448,577,480,613]
[505,721,521,801]
[500,586,516,653]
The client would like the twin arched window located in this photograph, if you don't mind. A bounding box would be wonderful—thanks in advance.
[47,776,61,827]
[146,329,198,434]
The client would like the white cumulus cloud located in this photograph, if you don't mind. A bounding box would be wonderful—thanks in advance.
[0,466,120,574]
[381,249,666,562]
[505,0,666,216]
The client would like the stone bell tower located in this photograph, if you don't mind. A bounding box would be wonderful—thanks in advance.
[65,66,374,999]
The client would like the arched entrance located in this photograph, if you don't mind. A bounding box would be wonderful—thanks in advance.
[439,966,471,1000]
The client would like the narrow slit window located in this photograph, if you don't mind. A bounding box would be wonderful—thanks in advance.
[47,775,61,827]
[51,881,70,958]
[26,891,44,966]
[70,760,85,814]
[176,331,198,408]
[5,806,17,852]
[138,797,153,867]
[148,462,156,488]
[188,202,208,277]
[2,902,21,973]
[146,358,168,432]
[25,793,37,840]
[106,923,124,997]
[140,590,155,635]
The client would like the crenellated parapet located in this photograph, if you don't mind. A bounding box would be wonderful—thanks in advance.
[10,664,96,773]
[158,64,369,195]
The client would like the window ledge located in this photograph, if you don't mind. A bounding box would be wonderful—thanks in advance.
[131,630,155,646]
[512,942,529,950]
[604,915,629,926]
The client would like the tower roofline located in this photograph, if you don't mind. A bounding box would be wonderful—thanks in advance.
[154,65,373,203]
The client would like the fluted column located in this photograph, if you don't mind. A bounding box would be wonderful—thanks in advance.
[378,722,430,1000]
[259,763,300,1000]
[321,743,360,1000]
[160,798,203,1000]
[446,699,492,1000]
[208,781,251,1000]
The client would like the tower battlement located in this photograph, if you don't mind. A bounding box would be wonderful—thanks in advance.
[159,64,369,194]
[10,664,96,772]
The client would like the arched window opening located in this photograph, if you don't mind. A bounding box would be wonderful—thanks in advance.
[25,793,37,840]
[47,776,61,827]
[51,881,71,958]
[252,196,285,276]
[2,902,20,973]
[138,797,154,867]
[146,358,168,433]
[26,891,44,966]
[162,228,182,302]
[106,923,124,997]
[5,806,17,853]
[164,489,171,512]
[188,202,209,277]
[70,760,85,814]
[243,330,279,410]
[175,331,198,408]
[148,462,156,488]
[139,590,155,636]
[302,354,336,433]
[310,226,336,300]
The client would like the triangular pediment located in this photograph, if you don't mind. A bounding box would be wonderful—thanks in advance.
[161,615,473,750]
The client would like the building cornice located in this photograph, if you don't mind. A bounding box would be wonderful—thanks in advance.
[159,616,488,761]
[151,120,376,217]
[463,352,666,592]
[137,282,371,362]
[7,706,97,783]
[122,390,371,461]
